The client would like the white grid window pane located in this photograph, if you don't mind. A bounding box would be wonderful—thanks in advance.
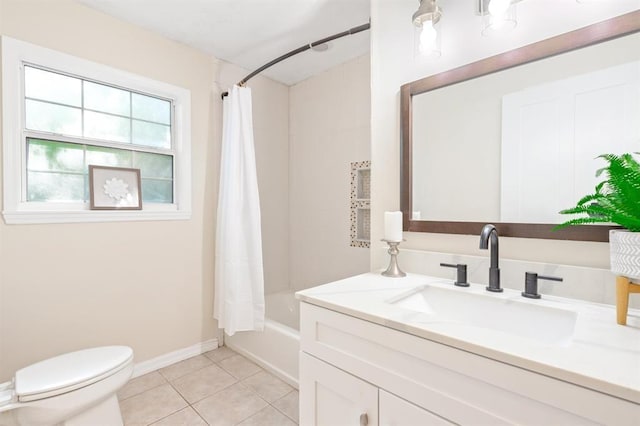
[134,152,173,179]
[84,80,130,116]
[24,66,172,150]
[141,179,173,203]
[132,120,171,149]
[132,93,171,125]
[28,139,84,173]
[27,171,85,202]
[25,99,82,136]
[26,138,174,204]
[21,63,177,208]
[84,110,131,144]
[86,145,132,168]
[24,66,81,107]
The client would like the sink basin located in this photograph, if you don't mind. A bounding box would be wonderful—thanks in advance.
[388,284,577,345]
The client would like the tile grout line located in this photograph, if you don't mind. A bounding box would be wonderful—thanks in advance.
[183,374,295,425]
[118,380,167,403]
[168,379,272,426]
[157,361,214,382]
[169,376,238,407]
[163,361,216,384]
[143,400,190,426]
[159,352,242,406]
[270,389,299,423]
[180,398,210,426]
[269,401,297,423]
[122,347,298,425]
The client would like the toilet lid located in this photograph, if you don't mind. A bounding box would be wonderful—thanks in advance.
[15,346,133,402]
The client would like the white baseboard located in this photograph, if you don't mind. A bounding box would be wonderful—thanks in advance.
[132,338,219,378]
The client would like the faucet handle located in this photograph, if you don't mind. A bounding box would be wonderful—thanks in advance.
[440,263,470,287]
[522,272,563,299]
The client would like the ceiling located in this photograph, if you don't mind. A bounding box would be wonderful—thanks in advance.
[77,0,371,86]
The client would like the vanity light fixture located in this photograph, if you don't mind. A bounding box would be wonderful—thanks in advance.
[413,0,442,59]
[477,0,522,36]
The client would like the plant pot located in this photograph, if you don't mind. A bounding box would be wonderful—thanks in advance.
[610,229,640,280]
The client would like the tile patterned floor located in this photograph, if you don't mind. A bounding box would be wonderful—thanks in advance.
[118,346,299,426]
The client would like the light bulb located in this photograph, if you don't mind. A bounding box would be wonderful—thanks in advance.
[419,20,438,54]
[482,0,516,34]
[488,0,511,17]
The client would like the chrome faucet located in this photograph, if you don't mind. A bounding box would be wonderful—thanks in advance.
[479,224,502,292]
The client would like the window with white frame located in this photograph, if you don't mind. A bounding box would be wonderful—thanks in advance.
[2,37,192,224]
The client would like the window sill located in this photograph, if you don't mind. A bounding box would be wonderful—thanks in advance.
[3,205,191,224]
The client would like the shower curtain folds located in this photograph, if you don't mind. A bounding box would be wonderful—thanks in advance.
[214,85,265,336]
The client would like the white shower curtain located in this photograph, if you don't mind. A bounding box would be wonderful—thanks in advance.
[214,85,265,336]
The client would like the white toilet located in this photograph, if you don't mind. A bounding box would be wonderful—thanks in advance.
[0,346,133,426]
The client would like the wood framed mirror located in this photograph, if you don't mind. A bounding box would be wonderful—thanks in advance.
[401,11,640,242]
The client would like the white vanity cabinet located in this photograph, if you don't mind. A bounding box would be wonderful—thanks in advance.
[379,389,453,426]
[300,352,447,426]
[298,301,640,426]
[299,352,377,426]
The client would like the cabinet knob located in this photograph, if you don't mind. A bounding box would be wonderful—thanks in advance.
[359,413,369,426]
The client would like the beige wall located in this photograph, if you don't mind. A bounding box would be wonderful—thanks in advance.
[0,0,292,379]
[0,0,218,380]
[289,54,371,290]
[370,0,639,273]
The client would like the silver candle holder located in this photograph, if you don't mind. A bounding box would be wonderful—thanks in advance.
[381,239,406,278]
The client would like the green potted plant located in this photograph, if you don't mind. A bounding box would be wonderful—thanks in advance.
[557,152,640,279]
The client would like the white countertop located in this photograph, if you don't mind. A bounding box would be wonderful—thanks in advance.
[296,272,640,404]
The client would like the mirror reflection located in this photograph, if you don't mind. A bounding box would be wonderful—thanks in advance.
[411,33,639,225]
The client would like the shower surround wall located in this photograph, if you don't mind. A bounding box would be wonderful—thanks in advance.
[220,54,372,297]
[224,55,371,384]
[289,54,371,291]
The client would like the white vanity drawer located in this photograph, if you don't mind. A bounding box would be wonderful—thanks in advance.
[380,389,454,426]
[300,302,639,425]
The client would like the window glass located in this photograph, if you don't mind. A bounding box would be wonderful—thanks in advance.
[132,120,171,149]
[86,145,132,168]
[24,67,172,148]
[26,138,173,204]
[27,139,84,172]
[84,80,130,116]
[132,93,171,125]
[27,172,85,202]
[24,66,81,107]
[26,139,85,202]
[141,179,173,203]
[25,99,82,136]
[134,152,173,179]
[84,110,131,143]
[23,67,175,204]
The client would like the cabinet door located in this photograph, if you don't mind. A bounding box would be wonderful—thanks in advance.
[300,352,378,426]
[379,390,454,426]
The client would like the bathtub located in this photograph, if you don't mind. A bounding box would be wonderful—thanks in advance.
[224,290,300,388]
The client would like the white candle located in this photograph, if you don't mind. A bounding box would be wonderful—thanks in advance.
[384,211,403,242]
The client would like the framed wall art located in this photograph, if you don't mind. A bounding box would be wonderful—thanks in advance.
[89,165,142,210]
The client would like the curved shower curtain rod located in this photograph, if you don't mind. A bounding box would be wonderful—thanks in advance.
[221,21,370,99]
